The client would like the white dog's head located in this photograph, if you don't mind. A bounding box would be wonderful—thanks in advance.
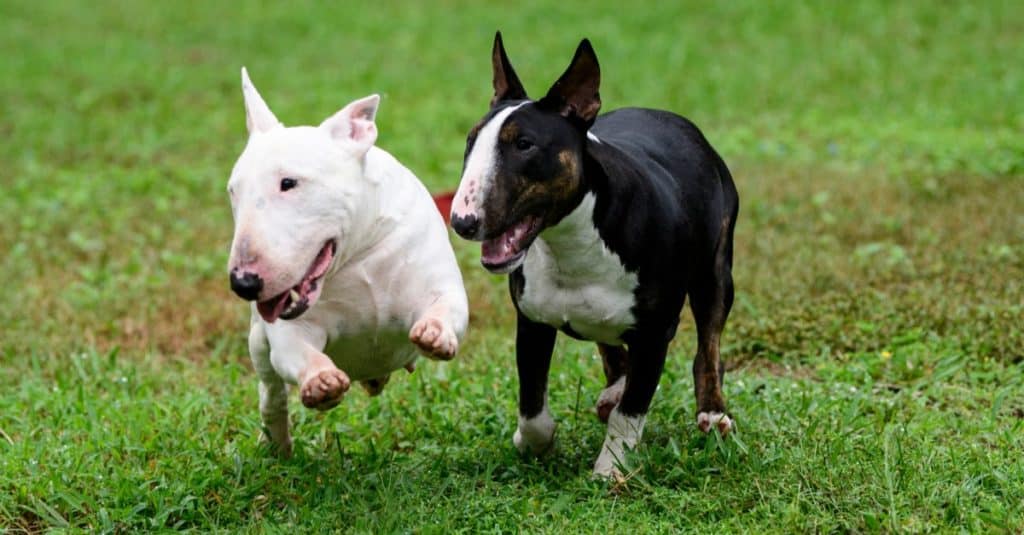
[227,68,379,323]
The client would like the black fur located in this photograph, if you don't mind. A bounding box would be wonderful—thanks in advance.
[464,33,739,440]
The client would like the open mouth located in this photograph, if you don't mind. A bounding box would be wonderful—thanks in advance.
[481,216,542,273]
[256,240,336,323]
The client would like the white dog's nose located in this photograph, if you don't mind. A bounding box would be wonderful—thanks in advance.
[229,269,263,301]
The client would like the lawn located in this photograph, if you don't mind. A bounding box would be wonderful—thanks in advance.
[2,0,1023,532]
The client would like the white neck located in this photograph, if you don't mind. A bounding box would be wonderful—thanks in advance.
[532,193,607,278]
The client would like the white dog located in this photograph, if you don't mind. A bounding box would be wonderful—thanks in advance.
[226,68,468,456]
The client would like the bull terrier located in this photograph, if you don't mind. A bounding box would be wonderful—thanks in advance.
[450,34,739,477]
[227,68,468,456]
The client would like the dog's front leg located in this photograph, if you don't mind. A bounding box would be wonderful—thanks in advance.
[512,311,558,455]
[249,320,292,457]
[268,329,351,412]
[592,333,669,478]
[409,292,468,361]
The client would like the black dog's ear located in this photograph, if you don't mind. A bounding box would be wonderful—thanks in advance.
[491,31,528,105]
[540,38,601,126]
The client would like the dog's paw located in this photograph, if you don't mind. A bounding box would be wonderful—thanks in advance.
[409,316,458,361]
[258,426,293,458]
[697,411,733,435]
[592,457,624,479]
[596,377,625,423]
[513,411,556,455]
[300,368,351,410]
[359,375,391,397]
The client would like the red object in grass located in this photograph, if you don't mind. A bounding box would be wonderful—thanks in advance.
[432,191,455,225]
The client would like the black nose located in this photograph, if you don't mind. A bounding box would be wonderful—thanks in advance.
[229,270,263,301]
[451,213,481,239]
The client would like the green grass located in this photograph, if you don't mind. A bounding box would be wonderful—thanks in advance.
[2,0,1023,532]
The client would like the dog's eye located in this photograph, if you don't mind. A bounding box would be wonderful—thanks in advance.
[515,138,534,151]
[280,178,298,192]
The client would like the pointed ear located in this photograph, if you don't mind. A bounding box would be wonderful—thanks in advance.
[319,94,380,157]
[491,31,528,106]
[240,67,281,134]
[540,39,601,125]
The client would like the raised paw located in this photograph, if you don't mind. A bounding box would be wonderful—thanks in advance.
[359,375,391,397]
[697,411,733,435]
[409,316,458,360]
[300,368,351,410]
[596,377,625,423]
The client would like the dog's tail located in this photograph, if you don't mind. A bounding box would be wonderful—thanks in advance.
[432,191,455,225]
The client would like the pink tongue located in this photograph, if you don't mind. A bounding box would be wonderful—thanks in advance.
[257,293,288,323]
[255,242,335,324]
[481,220,532,265]
[481,235,515,264]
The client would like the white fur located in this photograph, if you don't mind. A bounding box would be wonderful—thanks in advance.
[593,408,646,477]
[450,103,528,229]
[586,131,601,144]
[513,401,556,455]
[229,70,469,453]
[697,411,733,434]
[516,193,639,345]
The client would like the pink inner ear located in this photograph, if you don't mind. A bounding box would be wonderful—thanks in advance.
[349,116,376,144]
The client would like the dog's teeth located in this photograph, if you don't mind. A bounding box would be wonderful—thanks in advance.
[289,289,300,302]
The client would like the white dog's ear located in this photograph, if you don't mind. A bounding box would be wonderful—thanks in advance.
[241,67,281,134]
[320,94,380,157]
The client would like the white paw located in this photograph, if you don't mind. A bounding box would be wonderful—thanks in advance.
[596,376,625,422]
[513,408,556,455]
[697,411,733,435]
[409,316,458,360]
[592,409,646,478]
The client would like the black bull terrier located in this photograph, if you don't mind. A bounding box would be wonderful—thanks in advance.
[450,33,739,477]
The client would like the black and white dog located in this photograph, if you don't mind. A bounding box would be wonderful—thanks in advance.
[450,33,739,477]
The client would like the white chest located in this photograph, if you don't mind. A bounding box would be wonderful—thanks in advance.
[516,194,639,345]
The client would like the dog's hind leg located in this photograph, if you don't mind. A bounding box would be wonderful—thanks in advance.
[359,375,391,396]
[249,319,292,457]
[688,213,737,436]
[409,290,468,361]
[596,344,628,423]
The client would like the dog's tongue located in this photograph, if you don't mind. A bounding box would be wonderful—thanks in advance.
[257,293,289,323]
[255,242,336,324]
[481,219,535,266]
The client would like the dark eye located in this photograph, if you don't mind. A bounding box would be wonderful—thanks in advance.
[515,138,534,151]
[280,177,297,192]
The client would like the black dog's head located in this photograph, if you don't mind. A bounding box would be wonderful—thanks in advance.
[450,32,602,274]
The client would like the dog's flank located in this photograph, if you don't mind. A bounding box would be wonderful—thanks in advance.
[451,33,738,478]
[227,68,468,455]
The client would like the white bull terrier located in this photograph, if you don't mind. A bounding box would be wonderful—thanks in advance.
[226,68,468,456]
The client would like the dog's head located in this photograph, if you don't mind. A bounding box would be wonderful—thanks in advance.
[450,32,601,274]
[227,68,380,323]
